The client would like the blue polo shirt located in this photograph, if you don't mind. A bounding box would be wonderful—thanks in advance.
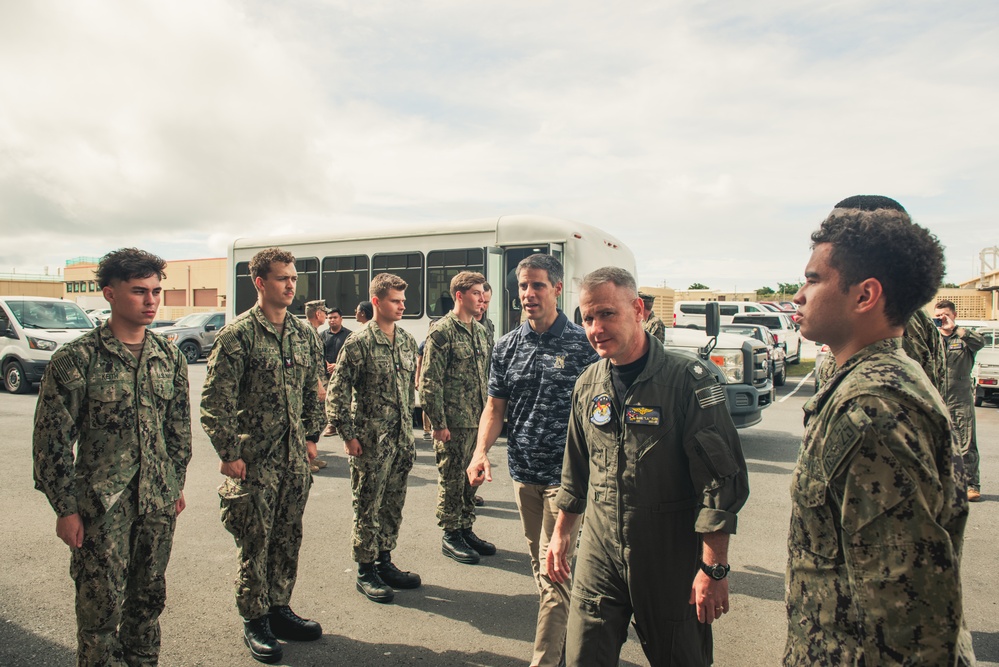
[489,311,598,486]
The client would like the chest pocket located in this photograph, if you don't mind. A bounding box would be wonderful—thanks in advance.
[453,344,473,361]
[788,468,839,560]
[88,382,128,430]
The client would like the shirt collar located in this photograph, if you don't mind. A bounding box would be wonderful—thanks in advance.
[520,310,569,340]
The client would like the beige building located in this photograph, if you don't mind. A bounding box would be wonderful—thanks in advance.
[64,257,227,320]
[637,286,675,325]
[926,288,995,321]
[0,273,64,298]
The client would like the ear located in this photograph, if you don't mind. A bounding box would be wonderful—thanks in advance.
[853,277,884,316]
[554,281,564,297]
[632,297,645,321]
[254,276,265,292]
[371,295,380,308]
[102,285,115,305]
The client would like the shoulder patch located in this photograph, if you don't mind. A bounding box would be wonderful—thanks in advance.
[429,328,448,348]
[52,354,83,387]
[688,362,710,380]
[822,404,872,478]
[695,383,726,409]
[216,329,243,357]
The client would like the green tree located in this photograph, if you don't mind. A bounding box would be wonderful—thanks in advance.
[777,281,803,296]
[941,282,960,289]
[688,282,710,290]
[756,286,775,297]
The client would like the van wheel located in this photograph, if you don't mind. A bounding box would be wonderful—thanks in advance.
[3,361,31,394]
[180,341,201,364]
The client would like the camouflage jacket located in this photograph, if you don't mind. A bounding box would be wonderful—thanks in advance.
[326,321,417,444]
[816,308,948,395]
[419,312,489,429]
[785,338,971,665]
[643,314,666,343]
[33,324,192,518]
[201,306,324,469]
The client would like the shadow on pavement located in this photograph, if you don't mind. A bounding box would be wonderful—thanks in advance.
[0,620,76,667]
[277,635,533,666]
[745,461,794,476]
[739,429,801,464]
[973,630,999,662]
[393,584,537,642]
[734,564,785,603]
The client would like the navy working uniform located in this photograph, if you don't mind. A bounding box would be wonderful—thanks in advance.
[557,334,749,665]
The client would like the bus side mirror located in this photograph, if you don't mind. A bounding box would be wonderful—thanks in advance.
[705,302,720,337]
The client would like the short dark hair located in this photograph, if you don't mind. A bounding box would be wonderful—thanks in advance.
[813,199,944,327]
[370,273,408,299]
[482,281,492,293]
[96,248,167,288]
[356,301,373,319]
[935,299,956,313]
[450,271,486,298]
[516,254,563,286]
[249,247,295,281]
[581,267,638,299]
[327,307,342,317]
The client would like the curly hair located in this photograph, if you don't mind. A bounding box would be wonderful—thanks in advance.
[249,247,296,281]
[370,273,408,299]
[813,201,944,327]
[95,248,167,288]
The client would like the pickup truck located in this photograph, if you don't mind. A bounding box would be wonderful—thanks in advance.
[974,328,999,407]
[663,303,773,428]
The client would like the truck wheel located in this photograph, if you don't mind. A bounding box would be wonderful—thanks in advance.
[775,364,787,387]
[976,396,984,407]
[3,361,31,394]
[180,341,201,364]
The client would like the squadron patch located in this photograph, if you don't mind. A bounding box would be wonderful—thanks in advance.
[590,394,613,425]
[625,405,661,426]
[695,384,726,409]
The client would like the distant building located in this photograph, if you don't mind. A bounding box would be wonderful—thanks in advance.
[0,271,64,298]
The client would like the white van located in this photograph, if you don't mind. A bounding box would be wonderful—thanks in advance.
[0,296,95,393]
[673,301,770,328]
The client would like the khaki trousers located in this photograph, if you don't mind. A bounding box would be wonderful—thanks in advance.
[515,482,578,667]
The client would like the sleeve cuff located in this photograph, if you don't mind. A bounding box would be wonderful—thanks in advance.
[695,508,739,534]
[556,487,587,515]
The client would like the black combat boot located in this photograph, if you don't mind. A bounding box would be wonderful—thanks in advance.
[268,605,322,641]
[356,562,395,603]
[442,530,480,564]
[462,528,497,556]
[243,616,283,664]
[376,551,422,589]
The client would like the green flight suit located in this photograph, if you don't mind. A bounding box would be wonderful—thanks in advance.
[942,327,986,490]
[557,335,749,666]
[33,323,191,666]
[201,305,325,620]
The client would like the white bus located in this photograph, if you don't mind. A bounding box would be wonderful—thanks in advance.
[227,214,635,341]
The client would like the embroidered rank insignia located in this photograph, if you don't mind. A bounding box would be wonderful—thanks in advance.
[625,405,661,426]
[590,394,613,425]
[695,384,726,409]
[688,362,708,380]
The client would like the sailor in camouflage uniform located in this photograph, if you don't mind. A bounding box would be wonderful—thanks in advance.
[419,271,494,564]
[935,298,986,501]
[784,196,973,665]
[467,254,598,667]
[201,248,325,664]
[327,272,422,603]
[639,292,666,344]
[33,248,191,667]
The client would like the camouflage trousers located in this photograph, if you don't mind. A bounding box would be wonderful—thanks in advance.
[951,401,980,489]
[71,490,177,667]
[350,425,415,563]
[219,465,311,619]
[434,428,478,531]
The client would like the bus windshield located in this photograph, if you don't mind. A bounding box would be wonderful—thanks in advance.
[8,300,94,330]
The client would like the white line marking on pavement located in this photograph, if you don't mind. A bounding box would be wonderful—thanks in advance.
[780,371,813,402]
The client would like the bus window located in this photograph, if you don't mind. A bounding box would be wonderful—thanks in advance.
[322,255,369,315]
[234,262,256,317]
[426,248,485,318]
[372,252,424,318]
[290,258,319,317]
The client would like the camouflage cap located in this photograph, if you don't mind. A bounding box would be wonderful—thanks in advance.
[305,300,328,317]
[638,292,655,304]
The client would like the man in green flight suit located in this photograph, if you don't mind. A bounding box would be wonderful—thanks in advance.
[33,248,192,666]
[327,272,421,603]
[548,267,749,666]
[935,298,986,501]
[201,247,325,664]
[784,195,973,664]
[420,271,494,564]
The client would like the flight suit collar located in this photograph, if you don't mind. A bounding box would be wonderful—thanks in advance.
[591,331,667,386]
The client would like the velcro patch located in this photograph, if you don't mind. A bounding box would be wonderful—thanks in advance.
[625,405,661,426]
[822,405,871,478]
[429,328,448,348]
[688,362,710,380]
[217,330,243,357]
[695,384,726,409]
[53,355,83,387]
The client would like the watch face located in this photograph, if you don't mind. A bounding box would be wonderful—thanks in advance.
[711,566,725,580]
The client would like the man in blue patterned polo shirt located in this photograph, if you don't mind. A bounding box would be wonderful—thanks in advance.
[467,254,598,667]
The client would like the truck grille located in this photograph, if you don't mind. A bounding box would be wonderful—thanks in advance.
[743,341,769,388]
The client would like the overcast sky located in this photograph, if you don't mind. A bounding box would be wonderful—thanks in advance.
[2,1,996,290]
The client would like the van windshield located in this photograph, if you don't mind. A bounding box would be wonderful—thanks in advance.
[7,300,94,330]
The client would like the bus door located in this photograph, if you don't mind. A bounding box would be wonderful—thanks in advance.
[486,247,503,332]
[502,244,563,335]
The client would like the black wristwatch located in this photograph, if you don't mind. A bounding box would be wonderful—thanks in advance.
[699,561,730,580]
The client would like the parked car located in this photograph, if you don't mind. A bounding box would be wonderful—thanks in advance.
[673,301,770,328]
[973,328,999,407]
[759,301,797,313]
[730,312,803,364]
[158,312,226,364]
[146,320,176,329]
[88,307,112,324]
[0,296,94,393]
[721,324,786,386]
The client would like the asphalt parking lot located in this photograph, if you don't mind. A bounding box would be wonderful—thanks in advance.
[1,360,998,666]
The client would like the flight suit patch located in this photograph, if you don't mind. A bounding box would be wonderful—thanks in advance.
[948,339,964,351]
[695,384,726,409]
[625,405,661,426]
[688,362,709,380]
[590,394,612,425]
